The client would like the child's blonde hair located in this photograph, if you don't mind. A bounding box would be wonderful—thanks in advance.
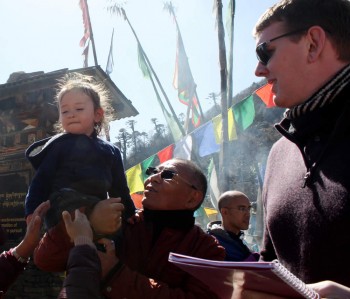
[54,72,114,136]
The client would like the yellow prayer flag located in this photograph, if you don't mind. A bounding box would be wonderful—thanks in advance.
[228,107,237,141]
[126,164,144,194]
[212,110,237,143]
[212,115,222,144]
[204,207,219,216]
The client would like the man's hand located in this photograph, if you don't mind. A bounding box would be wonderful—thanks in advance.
[62,209,93,243]
[308,280,350,299]
[231,290,288,299]
[231,271,288,299]
[15,201,50,259]
[97,238,119,278]
[89,198,124,235]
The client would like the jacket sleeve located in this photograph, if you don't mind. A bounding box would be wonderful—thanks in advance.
[109,145,135,219]
[25,142,61,216]
[102,264,220,299]
[0,250,26,294]
[57,245,101,299]
[102,234,224,299]
[34,221,73,272]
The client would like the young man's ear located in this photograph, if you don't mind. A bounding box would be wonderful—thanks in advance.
[220,207,228,216]
[306,26,327,63]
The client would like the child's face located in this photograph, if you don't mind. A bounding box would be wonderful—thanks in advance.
[59,90,103,136]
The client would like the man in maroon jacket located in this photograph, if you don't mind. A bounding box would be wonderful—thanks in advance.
[97,158,225,299]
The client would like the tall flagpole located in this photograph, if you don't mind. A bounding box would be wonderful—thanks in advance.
[216,0,229,193]
[121,8,185,137]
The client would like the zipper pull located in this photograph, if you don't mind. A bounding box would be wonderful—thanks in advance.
[302,171,310,188]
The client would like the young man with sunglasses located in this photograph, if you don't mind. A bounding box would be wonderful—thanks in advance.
[233,0,350,298]
[96,158,225,299]
[207,191,258,261]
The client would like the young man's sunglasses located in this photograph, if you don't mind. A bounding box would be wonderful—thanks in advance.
[256,28,309,65]
[145,167,197,190]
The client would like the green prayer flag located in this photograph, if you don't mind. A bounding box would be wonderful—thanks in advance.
[141,155,157,181]
[137,44,150,78]
[232,95,255,130]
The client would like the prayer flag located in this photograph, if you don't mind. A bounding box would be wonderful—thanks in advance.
[137,44,150,78]
[212,115,222,144]
[141,155,156,181]
[194,206,206,218]
[79,0,90,47]
[233,95,255,130]
[157,144,174,163]
[173,31,201,127]
[82,40,90,68]
[255,83,275,108]
[138,44,182,141]
[106,28,114,75]
[131,193,143,209]
[208,158,220,210]
[174,135,192,160]
[204,207,219,216]
[192,122,220,157]
[228,107,238,140]
[212,109,237,143]
[126,164,144,194]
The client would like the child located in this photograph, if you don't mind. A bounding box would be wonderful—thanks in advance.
[25,72,135,272]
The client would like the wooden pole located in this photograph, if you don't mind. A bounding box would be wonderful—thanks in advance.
[216,0,229,193]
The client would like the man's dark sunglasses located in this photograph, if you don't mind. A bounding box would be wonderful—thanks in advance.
[145,167,197,190]
[146,167,177,179]
[256,28,309,65]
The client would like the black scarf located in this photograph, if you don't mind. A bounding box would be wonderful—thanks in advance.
[143,209,195,243]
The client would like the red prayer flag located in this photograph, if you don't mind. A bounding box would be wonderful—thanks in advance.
[79,0,91,47]
[157,144,174,163]
[255,83,276,108]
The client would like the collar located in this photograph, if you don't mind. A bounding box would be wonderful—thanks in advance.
[143,208,195,231]
[227,230,244,240]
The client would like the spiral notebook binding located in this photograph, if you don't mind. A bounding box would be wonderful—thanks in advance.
[272,260,320,299]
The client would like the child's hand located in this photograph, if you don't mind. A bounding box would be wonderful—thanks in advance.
[126,210,144,225]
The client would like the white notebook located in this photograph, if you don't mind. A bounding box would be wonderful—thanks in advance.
[168,252,320,299]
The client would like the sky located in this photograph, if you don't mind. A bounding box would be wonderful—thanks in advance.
[0,0,277,142]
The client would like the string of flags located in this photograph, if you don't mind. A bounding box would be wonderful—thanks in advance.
[125,83,275,215]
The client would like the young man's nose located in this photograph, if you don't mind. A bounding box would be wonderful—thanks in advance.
[255,61,268,77]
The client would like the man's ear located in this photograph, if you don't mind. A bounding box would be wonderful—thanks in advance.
[220,207,228,216]
[185,189,203,210]
[306,26,327,63]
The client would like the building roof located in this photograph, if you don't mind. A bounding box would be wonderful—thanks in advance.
[0,65,139,120]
